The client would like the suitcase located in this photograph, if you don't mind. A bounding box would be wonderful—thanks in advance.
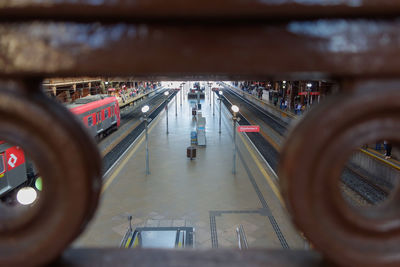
[187,146,196,160]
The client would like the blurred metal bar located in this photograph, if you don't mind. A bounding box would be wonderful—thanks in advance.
[1,0,400,266]
[2,21,400,79]
[1,0,400,21]
[58,248,323,266]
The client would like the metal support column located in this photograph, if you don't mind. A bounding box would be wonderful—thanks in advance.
[219,98,222,133]
[209,84,211,101]
[209,83,211,105]
[164,91,170,134]
[213,90,215,116]
[233,117,237,174]
[166,103,169,134]
[231,105,240,174]
[145,117,150,175]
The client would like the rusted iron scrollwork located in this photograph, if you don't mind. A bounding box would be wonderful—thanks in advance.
[0,80,102,267]
[279,80,400,267]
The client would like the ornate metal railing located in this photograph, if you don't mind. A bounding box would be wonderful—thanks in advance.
[1,1,400,266]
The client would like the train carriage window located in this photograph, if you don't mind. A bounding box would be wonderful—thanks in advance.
[88,116,93,127]
[105,109,109,119]
[0,154,4,174]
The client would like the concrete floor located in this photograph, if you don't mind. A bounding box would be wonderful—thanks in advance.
[74,89,305,250]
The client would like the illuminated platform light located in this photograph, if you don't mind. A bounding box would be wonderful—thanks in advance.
[307,83,312,88]
[164,91,169,96]
[219,91,223,95]
[141,105,150,113]
[16,187,37,205]
[231,105,239,113]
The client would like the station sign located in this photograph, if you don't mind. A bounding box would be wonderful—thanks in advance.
[298,91,320,96]
[237,125,260,132]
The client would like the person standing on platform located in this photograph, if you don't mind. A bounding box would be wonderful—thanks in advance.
[298,103,303,115]
[384,140,392,159]
[273,94,278,106]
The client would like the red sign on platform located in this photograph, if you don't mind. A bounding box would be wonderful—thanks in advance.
[298,92,308,96]
[310,92,320,96]
[237,125,260,132]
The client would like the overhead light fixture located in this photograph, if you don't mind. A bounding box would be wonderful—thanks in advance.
[141,105,150,113]
[231,105,239,113]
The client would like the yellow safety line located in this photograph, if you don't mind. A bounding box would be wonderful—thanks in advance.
[101,102,163,156]
[244,114,281,152]
[225,88,281,152]
[125,236,132,248]
[133,235,139,248]
[101,120,141,156]
[101,113,162,194]
[238,131,284,206]
[360,148,400,171]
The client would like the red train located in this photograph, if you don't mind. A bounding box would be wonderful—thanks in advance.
[68,95,121,139]
[0,142,37,203]
[0,95,121,203]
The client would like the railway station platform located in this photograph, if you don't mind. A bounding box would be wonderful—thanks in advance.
[74,89,306,250]
[222,82,297,124]
[117,87,164,109]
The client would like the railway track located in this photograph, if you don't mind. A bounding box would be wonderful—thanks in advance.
[119,89,168,126]
[101,90,178,174]
[219,89,281,172]
[224,88,288,136]
[220,85,389,205]
[342,164,389,205]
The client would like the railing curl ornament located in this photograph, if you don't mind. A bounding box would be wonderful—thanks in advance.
[0,80,102,267]
[279,80,400,267]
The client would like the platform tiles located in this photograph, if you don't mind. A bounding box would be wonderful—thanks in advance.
[73,90,306,250]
